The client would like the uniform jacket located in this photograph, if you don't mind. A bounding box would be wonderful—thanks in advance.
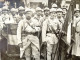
[17,18,40,58]
[42,17,59,44]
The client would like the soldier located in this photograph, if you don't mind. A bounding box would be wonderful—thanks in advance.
[2,6,10,24]
[18,6,25,20]
[10,8,19,23]
[41,7,50,24]
[71,8,80,60]
[34,7,42,19]
[17,8,40,60]
[42,8,59,60]
[57,8,67,60]
[57,8,64,30]
[50,8,59,60]
[62,6,67,19]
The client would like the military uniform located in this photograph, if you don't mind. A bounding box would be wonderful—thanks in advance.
[17,9,40,60]
[72,13,80,56]
[57,8,66,60]
[42,10,59,60]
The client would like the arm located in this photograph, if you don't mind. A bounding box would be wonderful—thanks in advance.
[17,21,23,45]
[42,21,47,42]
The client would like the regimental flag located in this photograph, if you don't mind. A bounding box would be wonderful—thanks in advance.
[62,3,73,45]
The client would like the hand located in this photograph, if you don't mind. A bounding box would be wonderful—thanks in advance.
[35,27,40,32]
[18,43,23,48]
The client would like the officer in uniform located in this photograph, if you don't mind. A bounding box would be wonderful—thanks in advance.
[71,8,80,60]
[50,8,59,60]
[17,8,40,60]
[42,8,59,60]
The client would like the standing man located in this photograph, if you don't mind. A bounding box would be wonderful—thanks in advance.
[42,8,59,60]
[17,8,40,60]
[57,8,66,60]
[71,8,80,60]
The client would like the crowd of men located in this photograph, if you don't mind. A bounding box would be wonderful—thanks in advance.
[0,2,80,60]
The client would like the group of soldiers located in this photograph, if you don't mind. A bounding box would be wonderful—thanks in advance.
[0,2,80,60]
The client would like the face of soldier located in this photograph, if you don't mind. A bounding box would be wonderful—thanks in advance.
[36,10,42,16]
[74,11,80,17]
[50,12,57,17]
[44,10,50,16]
[25,12,32,20]
[57,12,63,18]
[19,10,24,16]
[62,9,67,15]
[12,12,17,16]
[2,11,8,15]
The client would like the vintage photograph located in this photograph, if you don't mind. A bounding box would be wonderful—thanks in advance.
[0,0,80,60]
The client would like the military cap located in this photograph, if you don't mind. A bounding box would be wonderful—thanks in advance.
[52,3,57,8]
[36,7,42,11]
[50,8,57,12]
[2,6,9,11]
[18,6,25,11]
[44,7,49,11]
[11,8,18,12]
[25,8,32,13]
[74,8,80,14]
[57,8,63,12]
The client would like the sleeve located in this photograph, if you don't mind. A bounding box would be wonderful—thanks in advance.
[42,21,47,42]
[17,21,23,45]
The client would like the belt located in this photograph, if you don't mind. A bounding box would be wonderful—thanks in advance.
[22,32,38,36]
[47,31,55,34]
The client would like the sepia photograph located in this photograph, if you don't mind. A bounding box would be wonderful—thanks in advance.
[0,0,80,60]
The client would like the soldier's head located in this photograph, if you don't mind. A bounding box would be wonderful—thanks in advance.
[62,6,67,15]
[36,7,42,16]
[25,8,33,20]
[74,8,80,17]
[44,7,50,16]
[50,8,57,18]
[52,3,58,9]
[11,8,18,16]
[2,6,9,14]
[18,6,25,16]
[57,8,63,18]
